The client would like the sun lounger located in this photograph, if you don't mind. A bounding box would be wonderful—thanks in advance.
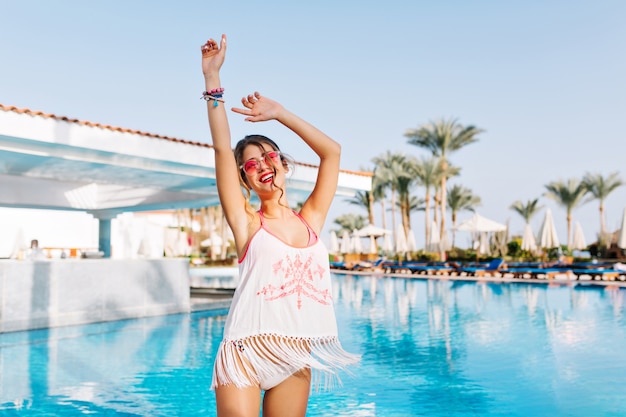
[330,261,348,270]
[404,265,455,275]
[502,267,567,280]
[455,259,505,277]
[331,258,386,272]
[572,269,620,281]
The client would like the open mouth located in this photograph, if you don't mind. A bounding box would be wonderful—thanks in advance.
[260,173,273,183]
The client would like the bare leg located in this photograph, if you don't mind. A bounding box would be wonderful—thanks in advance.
[215,384,261,417]
[262,369,311,417]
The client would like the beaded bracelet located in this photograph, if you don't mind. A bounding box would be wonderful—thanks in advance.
[201,88,225,107]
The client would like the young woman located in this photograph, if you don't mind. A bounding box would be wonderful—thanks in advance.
[201,35,359,417]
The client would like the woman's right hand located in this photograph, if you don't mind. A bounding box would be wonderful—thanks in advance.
[201,34,227,78]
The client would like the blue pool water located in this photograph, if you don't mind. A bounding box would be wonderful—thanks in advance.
[2,274,626,416]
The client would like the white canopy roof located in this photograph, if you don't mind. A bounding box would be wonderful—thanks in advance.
[0,104,372,218]
[456,213,507,233]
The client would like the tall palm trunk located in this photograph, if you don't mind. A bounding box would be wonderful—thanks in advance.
[566,211,572,248]
[599,203,606,237]
[380,199,387,230]
[440,160,448,241]
[433,188,440,233]
[424,189,431,249]
[390,187,397,245]
[368,191,375,226]
[451,213,458,248]
[401,196,410,238]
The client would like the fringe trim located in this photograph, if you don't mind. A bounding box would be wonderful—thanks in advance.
[211,334,360,391]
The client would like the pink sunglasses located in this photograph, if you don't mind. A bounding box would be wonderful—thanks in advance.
[240,151,281,174]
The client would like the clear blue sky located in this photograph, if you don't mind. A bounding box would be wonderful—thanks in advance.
[2,0,625,249]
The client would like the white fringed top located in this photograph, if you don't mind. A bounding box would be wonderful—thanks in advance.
[211,211,359,390]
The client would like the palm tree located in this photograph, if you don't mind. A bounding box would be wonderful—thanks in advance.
[412,155,443,252]
[509,198,543,224]
[447,184,481,247]
[333,213,367,234]
[372,151,411,245]
[544,179,589,248]
[582,171,624,240]
[396,156,422,238]
[510,198,542,253]
[345,191,373,225]
[371,172,387,229]
[405,118,483,244]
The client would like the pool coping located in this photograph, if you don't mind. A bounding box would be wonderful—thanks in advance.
[330,268,626,288]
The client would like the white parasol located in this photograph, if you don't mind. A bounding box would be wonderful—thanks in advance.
[406,228,417,252]
[521,223,537,252]
[329,230,339,254]
[351,229,363,254]
[426,220,440,252]
[356,224,390,256]
[382,232,393,254]
[570,221,586,250]
[478,232,490,255]
[440,231,452,251]
[395,224,408,255]
[340,230,352,254]
[355,224,391,237]
[537,208,560,249]
[456,213,507,233]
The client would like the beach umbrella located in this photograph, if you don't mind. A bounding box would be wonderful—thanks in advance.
[426,220,440,252]
[570,221,586,250]
[382,232,393,254]
[478,232,490,255]
[406,229,417,252]
[355,224,391,238]
[351,229,363,254]
[537,208,560,249]
[395,225,408,255]
[618,207,626,249]
[356,224,389,256]
[440,231,452,251]
[200,232,223,247]
[456,213,507,233]
[368,236,377,254]
[329,230,339,254]
[521,224,537,252]
[340,230,352,254]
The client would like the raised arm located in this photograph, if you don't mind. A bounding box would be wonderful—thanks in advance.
[201,35,249,244]
[232,92,341,233]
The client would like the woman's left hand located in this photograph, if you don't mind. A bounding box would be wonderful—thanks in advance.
[201,35,227,77]
[231,92,284,122]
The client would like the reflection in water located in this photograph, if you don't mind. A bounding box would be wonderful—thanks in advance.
[330,274,626,417]
[2,275,626,416]
[0,311,228,415]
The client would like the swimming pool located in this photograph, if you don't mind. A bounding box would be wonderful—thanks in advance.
[1,274,625,416]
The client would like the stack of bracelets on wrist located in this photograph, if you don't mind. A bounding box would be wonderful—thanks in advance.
[201,88,224,107]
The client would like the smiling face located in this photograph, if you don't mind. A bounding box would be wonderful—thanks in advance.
[234,135,289,200]
[241,144,284,187]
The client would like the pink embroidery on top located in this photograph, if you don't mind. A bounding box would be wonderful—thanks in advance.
[257,253,331,309]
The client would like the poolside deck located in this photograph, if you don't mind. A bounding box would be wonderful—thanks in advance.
[189,267,626,316]
[190,288,232,312]
[330,268,626,288]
